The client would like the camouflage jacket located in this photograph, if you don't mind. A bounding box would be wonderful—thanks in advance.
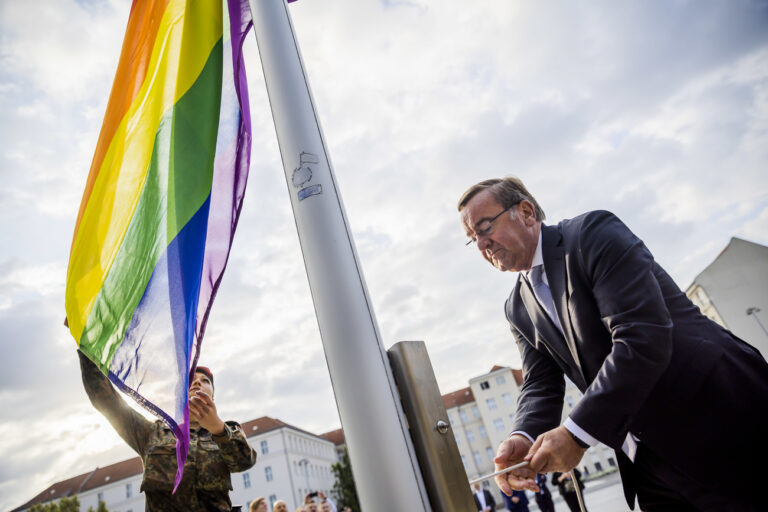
[79,351,257,511]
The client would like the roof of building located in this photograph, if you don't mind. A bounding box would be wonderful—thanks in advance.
[12,471,95,511]
[240,416,329,442]
[442,386,475,409]
[319,428,346,446]
[687,237,768,290]
[80,457,143,493]
[12,455,142,511]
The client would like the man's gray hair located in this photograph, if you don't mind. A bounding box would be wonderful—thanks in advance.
[457,177,546,221]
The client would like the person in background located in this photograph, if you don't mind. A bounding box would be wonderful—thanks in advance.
[78,351,257,511]
[473,482,496,511]
[501,489,529,512]
[533,474,555,512]
[552,470,587,512]
[272,499,288,512]
[305,491,337,512]
[249,497,267,512]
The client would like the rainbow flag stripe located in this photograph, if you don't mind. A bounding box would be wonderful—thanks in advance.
[65,0,252,487]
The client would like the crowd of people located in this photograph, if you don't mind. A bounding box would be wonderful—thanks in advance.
[246,491,352,512]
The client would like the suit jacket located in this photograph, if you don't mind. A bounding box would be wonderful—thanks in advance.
[473,488,496,511]
[505,211,767,507]
[501,489,529,512]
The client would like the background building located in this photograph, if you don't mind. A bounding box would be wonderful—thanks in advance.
[14,417,338,512]
[444,365,617,486]
[686,237,768,357]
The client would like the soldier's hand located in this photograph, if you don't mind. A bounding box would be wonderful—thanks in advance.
[189,389,226,436]
[525,425,586,474]
[494,434,538,495]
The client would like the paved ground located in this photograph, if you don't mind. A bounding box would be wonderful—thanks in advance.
[524,472,632,512]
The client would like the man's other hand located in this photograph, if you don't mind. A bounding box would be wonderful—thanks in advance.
[493,434,538,494]
[525,425,587,473]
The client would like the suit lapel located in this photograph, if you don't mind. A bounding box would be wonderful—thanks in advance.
[541,225,587,388]
[518,274,575,372]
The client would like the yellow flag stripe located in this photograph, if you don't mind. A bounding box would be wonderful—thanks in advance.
[66,0,222,340]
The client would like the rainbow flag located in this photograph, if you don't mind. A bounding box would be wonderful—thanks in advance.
[65,0,253,488]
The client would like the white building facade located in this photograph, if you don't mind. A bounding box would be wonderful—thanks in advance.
[686,237,768,358]
[444,366,617,485]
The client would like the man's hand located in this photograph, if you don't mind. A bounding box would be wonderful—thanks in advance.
[525,425,586,473]
[189,389,226,436]
[493,434,538,494]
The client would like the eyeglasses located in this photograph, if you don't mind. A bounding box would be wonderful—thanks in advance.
[465,206,514,246]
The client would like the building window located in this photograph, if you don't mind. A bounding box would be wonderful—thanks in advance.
[459,409,468,422]
[486,447,494,461]
[243,472,251,488]
[478,426,487,438]
[473,451,482,467]
[502,392,514,405]
[454,433,461,446]
[486,398,497,410]
[97,493,104,503]
[508,413,515,423]
[466,429,475,442]
[496,375,506,385]
[493,418,504,431]
[461,455,468,470]
[608,457,616,467]
[479,381,490,390]
[261,440,269,454]
[270,495,277,506]
[265,466,274,482]
[449,414,454,426]
[126,482,132,498]
[583,466,590,476]
[566,396,575,408]
[472,406,480,419]
[594,462,603,472]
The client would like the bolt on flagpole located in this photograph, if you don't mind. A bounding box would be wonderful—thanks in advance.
[247,0,430,510]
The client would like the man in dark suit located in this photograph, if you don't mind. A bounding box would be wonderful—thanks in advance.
[473,482,497,511]
[458,177,768,511]
[500,488,530,512]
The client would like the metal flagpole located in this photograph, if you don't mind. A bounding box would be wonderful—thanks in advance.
[247,1,430,510]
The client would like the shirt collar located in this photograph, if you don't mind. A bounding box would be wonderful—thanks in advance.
[523,228,544,279]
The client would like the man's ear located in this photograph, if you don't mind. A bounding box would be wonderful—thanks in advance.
[519,200,537,224]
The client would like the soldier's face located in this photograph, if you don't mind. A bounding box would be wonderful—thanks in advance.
[189,371,214,399]
[306,505,318,512]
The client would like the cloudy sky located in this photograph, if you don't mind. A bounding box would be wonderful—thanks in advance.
[1,0,767,508]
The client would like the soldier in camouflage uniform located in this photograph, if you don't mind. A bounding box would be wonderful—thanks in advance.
[79,351,257,511]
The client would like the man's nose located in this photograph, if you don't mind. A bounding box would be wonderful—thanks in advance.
[477,235,492,251]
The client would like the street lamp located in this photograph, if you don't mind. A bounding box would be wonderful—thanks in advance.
[746,307,768,337]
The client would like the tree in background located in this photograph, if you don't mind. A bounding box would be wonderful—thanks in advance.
[87,501,110,512]
[331,448,360,512]
[28,495,80,512]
